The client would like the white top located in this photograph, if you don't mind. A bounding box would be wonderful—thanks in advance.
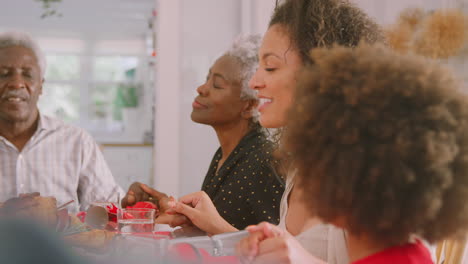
[278,176,349,264]
[0,114,124,212]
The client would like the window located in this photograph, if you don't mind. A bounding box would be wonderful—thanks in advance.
[39,55,81,123]
[94,56,138,82]
[37,37,152,142]
[39,83,80,123]
[90,56,140,125]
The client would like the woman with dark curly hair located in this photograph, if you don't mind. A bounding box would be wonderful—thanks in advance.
[235,1,384,263]
[282,43,468,263]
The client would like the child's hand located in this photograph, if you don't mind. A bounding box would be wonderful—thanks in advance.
[236,230,267,263]
[236,222,281,263]
[237,222,326,264]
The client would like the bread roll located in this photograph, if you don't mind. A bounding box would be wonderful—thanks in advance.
[12,196,58,228]
[33,196,58,227]
[65,229,116,251]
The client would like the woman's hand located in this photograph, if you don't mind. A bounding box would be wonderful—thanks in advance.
[168,191,238,236]
[236,222,326,264]
[154,196,190,227]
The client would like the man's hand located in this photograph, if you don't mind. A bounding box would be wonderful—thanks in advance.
[121,182,168,209]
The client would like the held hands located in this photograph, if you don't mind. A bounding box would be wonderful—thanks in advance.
[121,182,190,226]
[236,222,326,264]
[154,195,190,228]
[167,191,237,236]
[122,185,236,235]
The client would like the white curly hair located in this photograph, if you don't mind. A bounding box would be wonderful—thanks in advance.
[224,34,262,122]
[225,34,261,99]
[0,31,46,78]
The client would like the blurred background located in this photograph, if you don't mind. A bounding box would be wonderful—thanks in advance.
[0,0,466,197]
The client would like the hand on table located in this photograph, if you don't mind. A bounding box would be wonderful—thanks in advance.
[236,222,326,264]
[168,191,237,236]
[0,192,40,216]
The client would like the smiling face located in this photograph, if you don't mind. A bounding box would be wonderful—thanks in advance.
[249,24,303,129]
[0,46,42,125]
[191,54,251,127]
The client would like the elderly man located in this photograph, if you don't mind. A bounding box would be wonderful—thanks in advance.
[0,31,123,212]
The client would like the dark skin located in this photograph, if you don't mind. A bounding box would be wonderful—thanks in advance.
[191,54,256,170]
[0,46,45,213]
[0,46,43,152]
[121,182,190,228]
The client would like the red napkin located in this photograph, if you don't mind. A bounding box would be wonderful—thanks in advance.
[106,203,118,222]
[76,211,87,223]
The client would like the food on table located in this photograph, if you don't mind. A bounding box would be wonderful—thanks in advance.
[64,229,116,251]
[0,196,58,228]
[0,195,117,251]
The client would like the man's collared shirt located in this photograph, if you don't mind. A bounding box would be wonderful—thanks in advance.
[0,114,124,212]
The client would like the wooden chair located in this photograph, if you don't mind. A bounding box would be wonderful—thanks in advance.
[435,238,468,264]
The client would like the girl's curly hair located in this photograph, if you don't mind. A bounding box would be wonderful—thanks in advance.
[270,0,385,65]
[286,43,468,244]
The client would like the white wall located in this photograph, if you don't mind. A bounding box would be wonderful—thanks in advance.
[251,0,277,34]
[178,0,243,196]
[102,146,153,189]
[153,0,182,196]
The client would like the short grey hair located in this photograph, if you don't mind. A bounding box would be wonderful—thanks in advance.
[225,34,261,101]
[0,31,47,78]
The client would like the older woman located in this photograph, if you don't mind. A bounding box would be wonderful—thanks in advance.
[122,35,284,232]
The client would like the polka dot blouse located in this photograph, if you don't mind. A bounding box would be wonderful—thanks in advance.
[201,128,285,230]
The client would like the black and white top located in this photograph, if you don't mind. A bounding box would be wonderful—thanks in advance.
[201,128,284,230]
